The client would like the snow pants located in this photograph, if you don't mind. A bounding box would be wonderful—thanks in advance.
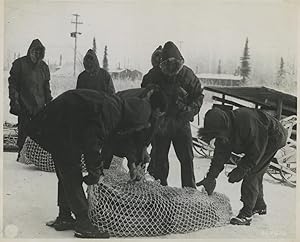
[240,127,288,217]
[148,119,196,188]
[52,151,89,221]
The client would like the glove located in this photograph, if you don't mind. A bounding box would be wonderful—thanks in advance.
[228,166,249,183]
[196,177,216,195]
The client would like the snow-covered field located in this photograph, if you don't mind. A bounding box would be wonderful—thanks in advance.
[1,71,297,239]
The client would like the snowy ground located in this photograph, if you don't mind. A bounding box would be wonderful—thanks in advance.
[1,72,298,240]
[2,146,297,239]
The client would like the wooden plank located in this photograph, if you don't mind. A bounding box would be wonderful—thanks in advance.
[212,96,247,108]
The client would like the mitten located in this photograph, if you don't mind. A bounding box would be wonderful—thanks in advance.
[196,177,216,195]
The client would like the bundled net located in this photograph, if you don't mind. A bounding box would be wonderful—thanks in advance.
[3,122,18,152]
[88,158,232,237]
[18,137,86,172]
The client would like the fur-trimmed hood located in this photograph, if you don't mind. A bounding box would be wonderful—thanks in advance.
[160,41,184,76]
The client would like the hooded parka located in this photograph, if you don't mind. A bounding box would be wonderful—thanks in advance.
[199,107,288,216]
[27,88,154,221]
[76,49,115,95]
[141,41,204,188]
[8,39,52,151]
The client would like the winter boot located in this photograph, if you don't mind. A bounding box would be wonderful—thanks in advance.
[46,216,76,231]
[230,213,252,226]
[74,219,110,238]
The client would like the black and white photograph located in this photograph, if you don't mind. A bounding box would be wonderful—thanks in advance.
[1,0,298,240]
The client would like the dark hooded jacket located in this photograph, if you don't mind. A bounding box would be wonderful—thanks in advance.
[141,41,203,121]
[76,49,115,95]
[99,88,166,168]
[201,107,288,178]
[8,39,52,116]
[27,89,153,173]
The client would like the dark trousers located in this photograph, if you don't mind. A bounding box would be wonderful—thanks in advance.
[149,119,196,188]
[17,114,32,152]
[52,151,89,221]
[240,130,288,217]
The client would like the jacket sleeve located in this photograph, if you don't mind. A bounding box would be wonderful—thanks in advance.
[8,60,21,107]
[82,122,105,178]
[206,140,232,179]
[181,70,204,116]
[43,65,52,104]
[99,136,114,169]
[237,119,269,170]
[105,71,115,95]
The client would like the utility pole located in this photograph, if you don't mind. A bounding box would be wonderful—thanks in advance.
[71,14,83,76]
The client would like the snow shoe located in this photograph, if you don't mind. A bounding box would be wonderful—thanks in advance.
[74,219,110,238]
[230,213,252,225]
[46,216,76,231]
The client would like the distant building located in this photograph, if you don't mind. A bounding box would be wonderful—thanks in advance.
[109,68,143,81]
[196,73,244,87]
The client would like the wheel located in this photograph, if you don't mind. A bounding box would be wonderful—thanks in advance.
[280,163,296,187]
[266,160,284,182]
[266,167,284,182]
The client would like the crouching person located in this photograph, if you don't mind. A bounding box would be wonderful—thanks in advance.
[197,107,288,226]
[27,88,163,238]
[100,88,167,181]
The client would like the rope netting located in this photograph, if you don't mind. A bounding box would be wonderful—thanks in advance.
[3,123,18,152]
[88,158,232,237]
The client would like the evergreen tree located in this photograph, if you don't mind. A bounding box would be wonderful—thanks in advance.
[276,57,286,87]
[277,57,285,78]
[92,37,97,54]
[103,45,108,71]
[59,54,62,66]
[240,37,251,82]
[217,59,222,74]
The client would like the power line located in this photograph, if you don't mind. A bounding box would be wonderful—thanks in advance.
[71,13,83,76]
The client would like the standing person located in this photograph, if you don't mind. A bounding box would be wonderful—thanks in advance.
[141,41,204,188]
[197,107,288,225]
[8,39,52,159]
[27,88,166,238]
[76,49,115,95]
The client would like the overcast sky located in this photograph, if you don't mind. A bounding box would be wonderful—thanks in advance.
[4,0,298,73]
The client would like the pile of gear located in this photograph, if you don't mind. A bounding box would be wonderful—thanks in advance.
[3,122,18,152]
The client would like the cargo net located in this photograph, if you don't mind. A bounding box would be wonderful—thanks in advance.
[88,158,233,237]
[18,137,86,172]
[3,122,18,152]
